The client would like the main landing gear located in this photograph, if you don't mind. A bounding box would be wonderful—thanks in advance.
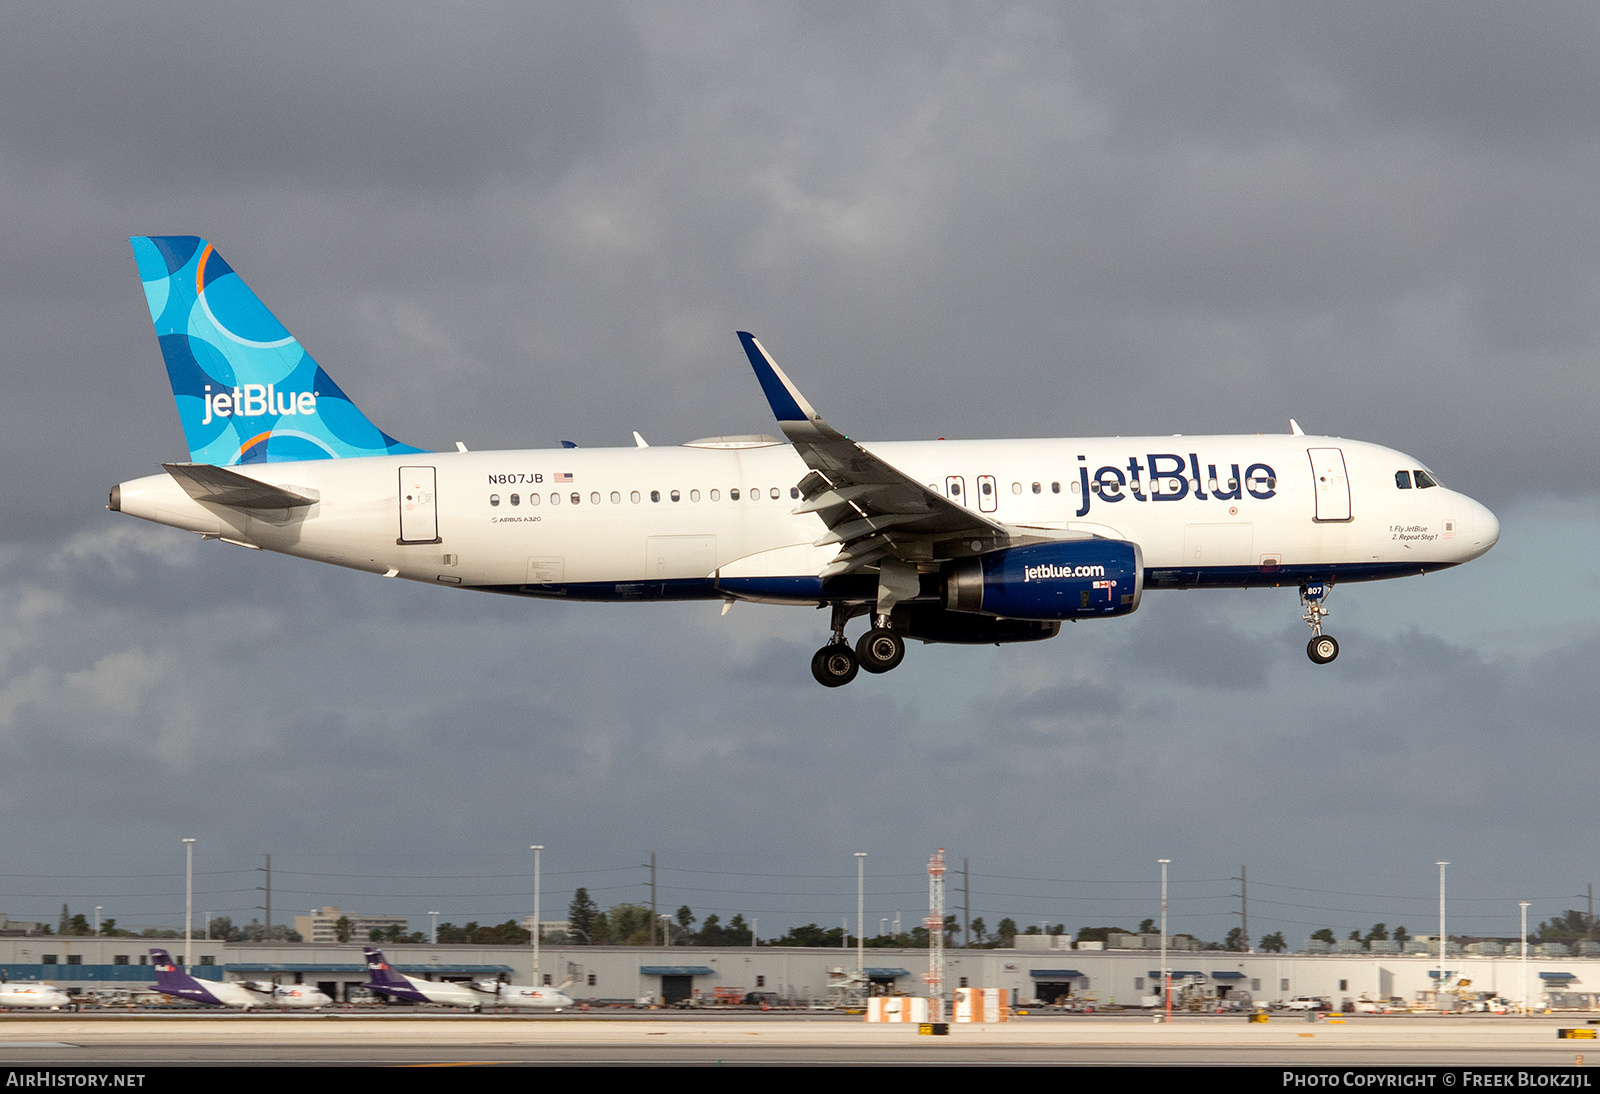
[811,603,908,687]
[1301,581,1339,665]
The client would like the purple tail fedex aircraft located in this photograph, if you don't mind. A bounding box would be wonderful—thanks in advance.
[110,237,1500,686]
[148,948,330,1009]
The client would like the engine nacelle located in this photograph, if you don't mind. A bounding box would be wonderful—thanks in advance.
[894,605,1061,645]
[944,539,1144,621]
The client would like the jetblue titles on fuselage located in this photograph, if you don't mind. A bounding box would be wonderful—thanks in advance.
[1073,453,1276,516]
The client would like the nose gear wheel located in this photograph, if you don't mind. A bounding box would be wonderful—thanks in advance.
[1300,582,1338,664]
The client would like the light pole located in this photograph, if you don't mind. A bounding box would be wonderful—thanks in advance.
[751,917,757,948]
[855,853,867,973]
[94,906,102,936]
[1520,900,1530,1016]
[1159,859,1171,1024]
[1436,861,1449,1013]
[182,838,197,968]
[530,845,544,983]
[429,911,439,945]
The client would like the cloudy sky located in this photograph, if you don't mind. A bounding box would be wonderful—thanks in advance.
[0,2,1595,948]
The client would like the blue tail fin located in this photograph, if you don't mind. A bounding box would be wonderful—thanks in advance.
[129,236,427,465]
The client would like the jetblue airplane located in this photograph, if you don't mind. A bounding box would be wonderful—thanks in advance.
[148,948,331,1008]
[110,237,1499,686]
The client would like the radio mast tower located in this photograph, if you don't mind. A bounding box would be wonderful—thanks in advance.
[925,848,947,1021]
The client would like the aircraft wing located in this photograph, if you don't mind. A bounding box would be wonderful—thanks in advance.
[162,463,315,510]
[740,333,1015,577]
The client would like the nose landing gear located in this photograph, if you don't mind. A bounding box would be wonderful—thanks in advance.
[1301,582,1338,664]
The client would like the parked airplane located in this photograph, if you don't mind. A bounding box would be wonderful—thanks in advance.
[148,948,330,1009]
[361,947,488,1009]
[111,236,1500,686]
[0,982,70,1008]
[467,975,576,1010]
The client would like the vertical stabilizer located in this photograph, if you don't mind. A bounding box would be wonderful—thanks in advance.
[129,236,426,465]
[148,948,201,994]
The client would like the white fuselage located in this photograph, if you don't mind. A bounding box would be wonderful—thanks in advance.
[0,984,70,1008]
[114,434,1498,598]
[474,982,575,1008]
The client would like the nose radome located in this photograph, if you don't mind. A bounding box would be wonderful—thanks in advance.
[1462,497,1500,560]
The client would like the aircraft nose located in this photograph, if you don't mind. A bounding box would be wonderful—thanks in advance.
[1463,496,1499,560]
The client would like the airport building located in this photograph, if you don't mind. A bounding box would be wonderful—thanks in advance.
[0,936,1594,1010]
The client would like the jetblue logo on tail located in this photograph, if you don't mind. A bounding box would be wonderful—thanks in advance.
[202,384,318,425]
[130,236,425,466]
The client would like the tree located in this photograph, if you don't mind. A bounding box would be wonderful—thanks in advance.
[66,914,92,936]
[1348,930,1362,942]
[995,918,1018,946]
[334,916,353,943]
[568,889,599,944]
[1535,910,1594,943]
[1365,923,1390,943]
[970,917,987,944]
[1075,926,1126,944]
[1394,926,1410,947]
[1224,927,1245,951]
[1258,931,1286,953]
[99,918,118,937]
[604,903,654,945]
[208,917,241,942]
[773,923,844,947]
[1138,918,1156,934]
[1310,928,1336,945]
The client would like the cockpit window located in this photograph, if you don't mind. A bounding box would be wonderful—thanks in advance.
[1414,469,1438,489]
[1395,471,1412,489]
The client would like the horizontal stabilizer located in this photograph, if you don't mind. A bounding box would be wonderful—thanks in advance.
[163,462,314,509]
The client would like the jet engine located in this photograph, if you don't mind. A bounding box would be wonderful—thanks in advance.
[943,539,1144,621]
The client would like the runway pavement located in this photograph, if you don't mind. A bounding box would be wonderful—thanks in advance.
[1,1012,1596,1066]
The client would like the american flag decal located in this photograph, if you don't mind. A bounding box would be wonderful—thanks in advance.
[555,472,573,483]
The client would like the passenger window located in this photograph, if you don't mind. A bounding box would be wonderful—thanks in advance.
[1414,470,1438,489]
[1032,482,1041,494]
[1011,482,1022,494]
[610,491,620,504]
[550,493,560,505]
[650,490,660,503]
[631,491,641,503]
[981,481,992,496]
[690,489,700,502]
[510,494,520,507]
[571,493,580,505]
[710,489,721,501]
[591,492,601,505]
[749,488,759,500]
[791,487,800,499]
[770,487,780,499]
[529,493,540,506]
[730,488,740,501]
[670,490,680,502]
[1395,471,1413,489]
[490,494,500,507]
[950,483,961,496]
[1051,482,1061,494]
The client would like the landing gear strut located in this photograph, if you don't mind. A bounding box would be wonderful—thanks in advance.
[1301,582,1339,664]
[811,600,909,686]
[812,602,861,688]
